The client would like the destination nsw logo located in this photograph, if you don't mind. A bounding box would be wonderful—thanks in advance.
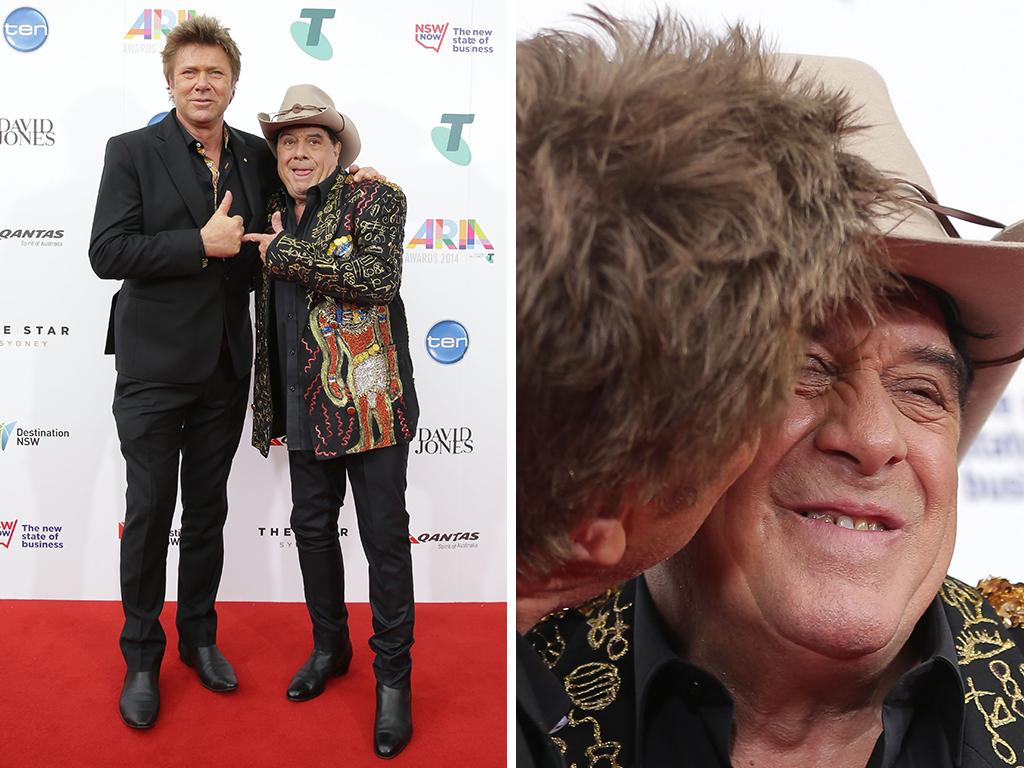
[0,418,70,450]
[405,218,494,265]
[118,521,180,547]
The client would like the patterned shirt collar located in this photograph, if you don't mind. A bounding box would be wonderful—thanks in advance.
[172,110,229,151]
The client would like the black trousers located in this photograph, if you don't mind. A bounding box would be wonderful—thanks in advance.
[113,352,249,672]
[288,443,414,687]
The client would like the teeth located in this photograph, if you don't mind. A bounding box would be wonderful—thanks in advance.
[800,511,887,532]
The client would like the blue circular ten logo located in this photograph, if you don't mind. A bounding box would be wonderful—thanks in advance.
[4,7,48,52]
[426,320,469,365]
[148,112,170,126]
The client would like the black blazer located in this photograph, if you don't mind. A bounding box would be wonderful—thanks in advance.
[89,110,277,384]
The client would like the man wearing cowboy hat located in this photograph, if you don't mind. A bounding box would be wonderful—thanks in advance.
[528,53,1024,767]
[243,84,417,759]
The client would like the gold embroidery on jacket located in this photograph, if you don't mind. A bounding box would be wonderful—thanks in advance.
[530,586,629,768]
[943,577,1024,765]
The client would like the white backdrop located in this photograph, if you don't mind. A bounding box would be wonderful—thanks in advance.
[517,0,1024,583]
[0,1,506,602]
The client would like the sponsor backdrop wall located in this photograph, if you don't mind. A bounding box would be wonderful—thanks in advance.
[0,2,506,602]
[517,0,1024,583]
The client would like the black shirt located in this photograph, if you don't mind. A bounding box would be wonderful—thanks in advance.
[633,577,964,767]
[517,632,572,768]
[174,116,251,226]
[270,170,340,450]
[532,577,966,768]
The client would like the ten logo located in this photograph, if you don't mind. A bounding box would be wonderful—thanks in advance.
[3,7,48,52]
[425,320,469,365]
[291,8,335,60]
[431,114,474,166]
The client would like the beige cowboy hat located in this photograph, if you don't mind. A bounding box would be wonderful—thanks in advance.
[257,83,361,167]
[777,54,1024,455]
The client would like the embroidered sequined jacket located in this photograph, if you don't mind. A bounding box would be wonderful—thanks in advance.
[528,576,1024,768]
[252,173,418,458]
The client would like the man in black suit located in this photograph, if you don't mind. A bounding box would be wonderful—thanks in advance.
[89,15,276,729]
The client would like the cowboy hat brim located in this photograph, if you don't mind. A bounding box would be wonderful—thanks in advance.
[256,108,361,168]
[885,225,1024,455]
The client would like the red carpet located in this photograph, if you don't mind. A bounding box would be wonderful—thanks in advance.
[0,601,505,767]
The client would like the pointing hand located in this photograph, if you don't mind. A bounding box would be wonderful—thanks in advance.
[242,210,284,263]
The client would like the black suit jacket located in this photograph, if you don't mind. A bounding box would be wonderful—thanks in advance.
[89,110,277,384]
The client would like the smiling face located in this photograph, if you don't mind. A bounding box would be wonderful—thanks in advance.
[666,291,962,660]
[276,126,342,202]
[167,44,234,133]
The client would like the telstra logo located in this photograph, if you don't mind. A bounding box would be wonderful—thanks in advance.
[291,8,335,60]
[431,114,474,166]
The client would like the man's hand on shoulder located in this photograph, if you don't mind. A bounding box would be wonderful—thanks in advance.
[347,164,386,183]
[201,191,244,259]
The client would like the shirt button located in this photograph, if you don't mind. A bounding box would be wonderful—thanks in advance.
[289,349,295,356]
[287,313,294,320]
[289,386,296,392]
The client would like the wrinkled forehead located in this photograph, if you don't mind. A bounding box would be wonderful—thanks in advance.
[277,125,332,141]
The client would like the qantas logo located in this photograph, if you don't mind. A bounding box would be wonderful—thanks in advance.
[410,531,479,544]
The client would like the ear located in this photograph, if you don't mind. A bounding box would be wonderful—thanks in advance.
[567,515,627,568]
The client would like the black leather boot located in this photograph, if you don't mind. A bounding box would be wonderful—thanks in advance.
[374,682,412,759]
[179,644,238,692]
[119,670,160,729]
[286,641,353,702]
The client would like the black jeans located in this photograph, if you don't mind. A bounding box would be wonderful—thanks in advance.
[288,443,414,687]
[113,351,249,672]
